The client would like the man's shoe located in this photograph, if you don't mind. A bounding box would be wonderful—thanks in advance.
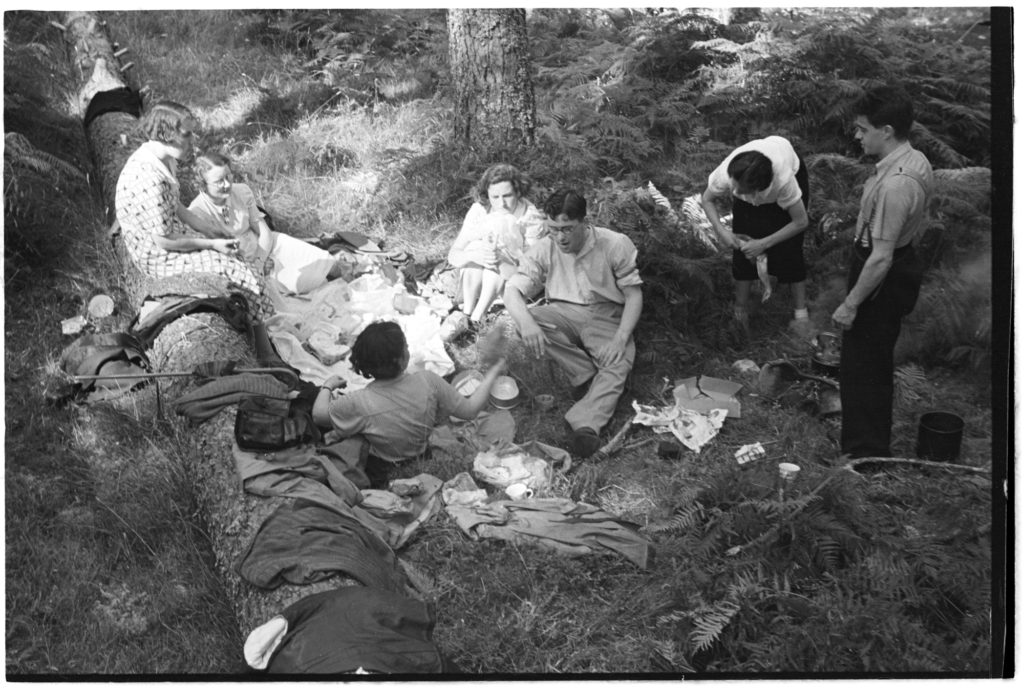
[570,427,602,458]
[572,377,593,402]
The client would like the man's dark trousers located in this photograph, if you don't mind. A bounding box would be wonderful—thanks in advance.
[839,243,923,458]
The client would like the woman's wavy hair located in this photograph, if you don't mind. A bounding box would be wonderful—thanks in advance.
[350,321,407,380]
[471,163,532,209]
[139,100,196,147]
[193,151,232,192]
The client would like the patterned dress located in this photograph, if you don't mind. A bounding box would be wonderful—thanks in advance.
[115,142,273,319]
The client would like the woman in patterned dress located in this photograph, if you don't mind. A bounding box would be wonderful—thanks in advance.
[115,101,273,322]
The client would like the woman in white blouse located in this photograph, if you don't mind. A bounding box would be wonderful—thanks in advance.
[188,152,342,295]
[447,164,546,325]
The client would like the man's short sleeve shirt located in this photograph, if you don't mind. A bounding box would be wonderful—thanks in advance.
[855,142,933,248]
[506,225,642,305]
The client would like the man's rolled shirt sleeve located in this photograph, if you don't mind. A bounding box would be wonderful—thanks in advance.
[611,238,643,291]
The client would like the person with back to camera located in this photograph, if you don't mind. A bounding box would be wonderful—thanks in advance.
[699,135,811,335]
[447,163,546,327]
[832,86,933,458]
[187,151,349,295]
[114,101,278,357]
[502,188,643,459]
[312,321,507,484]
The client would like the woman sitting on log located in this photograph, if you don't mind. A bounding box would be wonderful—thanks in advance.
[447,163,546,326]
[114,101,278,353]
[188,151,347,295]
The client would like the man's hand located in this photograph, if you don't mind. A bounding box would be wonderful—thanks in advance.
[518,320,547,359]
[594,333,629,367]
[831,300,858,330]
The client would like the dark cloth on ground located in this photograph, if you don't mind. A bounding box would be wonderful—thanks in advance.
[731,157,810,283]
[237,499,407,594]
[257,587,444,674]
[172,374,293,424]
[231,441,395,544]
[130,292,251,347]
[83,87,143,129]
[232,442,440,548]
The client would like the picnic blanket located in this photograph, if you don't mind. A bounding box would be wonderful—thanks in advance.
[265,270,455,388]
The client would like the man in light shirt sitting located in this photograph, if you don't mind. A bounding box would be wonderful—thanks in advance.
[503,189,644,459]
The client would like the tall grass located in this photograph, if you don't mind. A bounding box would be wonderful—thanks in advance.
[5,11,243,675]
[105,10,305,107]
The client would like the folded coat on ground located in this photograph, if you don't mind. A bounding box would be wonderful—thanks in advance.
[446,497,653,569]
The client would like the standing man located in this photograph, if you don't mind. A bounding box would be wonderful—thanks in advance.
[832,86,933,458]
[503,189,643,458]
[700,136,811,334]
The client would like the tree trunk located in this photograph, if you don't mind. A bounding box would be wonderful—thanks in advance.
[447,8,536,148]
[63,10,349,653]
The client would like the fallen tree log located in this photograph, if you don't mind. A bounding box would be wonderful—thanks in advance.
[63,10,350,657]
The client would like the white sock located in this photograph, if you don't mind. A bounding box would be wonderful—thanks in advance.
[794,308,809,320]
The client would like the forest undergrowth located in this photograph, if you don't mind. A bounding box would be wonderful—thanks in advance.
[5,7,1003,677]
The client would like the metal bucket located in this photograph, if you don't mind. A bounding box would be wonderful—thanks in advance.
[916,412,965,462]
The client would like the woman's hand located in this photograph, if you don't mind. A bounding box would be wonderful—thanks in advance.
[485,356,507,377]
[321,376,346,394]
[210,238,239,255]
[740,237,768,260]
[466,242,497,269]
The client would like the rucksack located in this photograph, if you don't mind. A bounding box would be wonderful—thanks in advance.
[234,395,320,452]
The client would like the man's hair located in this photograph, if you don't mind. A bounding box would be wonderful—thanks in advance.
[853,86,914,139]
[727,151,774,192]
[472,163,532,208]
[542,188,587,221]
[350,321,407,380]
[193,151,232,191]
[139,100,196,146]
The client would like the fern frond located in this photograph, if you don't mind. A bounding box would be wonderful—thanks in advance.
[909,122,969,168]
[894,364,927,406]
[4,132,87,186]
[645,501,706,536]
[689,600,740,652]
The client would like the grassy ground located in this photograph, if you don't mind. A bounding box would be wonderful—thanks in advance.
[5,11,242,675]
[5,9,996,676]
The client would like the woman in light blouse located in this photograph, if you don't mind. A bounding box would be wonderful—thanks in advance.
[447,163,546,325]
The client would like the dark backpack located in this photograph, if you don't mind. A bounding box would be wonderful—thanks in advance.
[234,395,320,452]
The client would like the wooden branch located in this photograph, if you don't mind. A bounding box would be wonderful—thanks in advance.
[594,417,635,460]
[843,456,991,475]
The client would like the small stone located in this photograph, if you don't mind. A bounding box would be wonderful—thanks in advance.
[61,315,88,335]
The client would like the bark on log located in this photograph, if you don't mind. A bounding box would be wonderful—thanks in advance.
[64,10,350,654]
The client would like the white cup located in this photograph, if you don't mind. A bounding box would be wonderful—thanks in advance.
[504,483,534,500]
[778,462,801,482]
